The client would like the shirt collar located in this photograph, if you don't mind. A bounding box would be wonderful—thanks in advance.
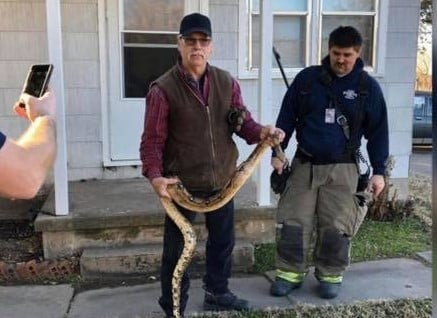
[176,59,210,85]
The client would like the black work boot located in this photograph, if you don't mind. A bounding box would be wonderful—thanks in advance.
[270,277,302,297]
[318,281,341,299]
[203,290,250,311]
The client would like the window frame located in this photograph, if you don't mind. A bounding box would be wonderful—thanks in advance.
[237,0,388,80]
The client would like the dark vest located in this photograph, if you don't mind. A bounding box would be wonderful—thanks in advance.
[153,65,238,192]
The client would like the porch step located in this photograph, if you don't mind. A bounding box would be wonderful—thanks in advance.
[34,179,277,259]
[80,240,254,280]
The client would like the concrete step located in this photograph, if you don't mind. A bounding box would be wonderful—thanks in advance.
[80,240,254,280]
[35,179,276,259]
[35,179,277,259]
[36,209,274,259]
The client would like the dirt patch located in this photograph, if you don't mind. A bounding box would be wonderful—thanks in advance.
[0,191,80,284]
[0,232,43,263]
[409,174,432,227]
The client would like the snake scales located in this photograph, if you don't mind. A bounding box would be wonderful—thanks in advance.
[159,138,284,318]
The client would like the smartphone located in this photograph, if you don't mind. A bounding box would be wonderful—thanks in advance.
[19,64,54,107]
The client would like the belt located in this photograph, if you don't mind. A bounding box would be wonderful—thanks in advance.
[295,148,355,165]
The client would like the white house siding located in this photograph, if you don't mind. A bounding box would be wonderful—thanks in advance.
[383,1,420,182]
[0,1,48,139]
[208,0,255,166]
[60,0,101,181]
[0,0,421,191]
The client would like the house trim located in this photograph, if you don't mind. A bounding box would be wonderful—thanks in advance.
[46,0,69,215]
[98,0,111,167]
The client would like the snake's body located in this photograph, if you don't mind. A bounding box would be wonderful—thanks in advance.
[159,196,197,318]
[160,140,284,318]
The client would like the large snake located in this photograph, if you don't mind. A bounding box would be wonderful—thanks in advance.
[159,138,285,318]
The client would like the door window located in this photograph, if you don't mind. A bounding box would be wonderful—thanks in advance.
[121,0,183,98]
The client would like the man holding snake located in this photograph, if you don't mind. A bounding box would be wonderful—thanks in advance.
[140,13,285,318]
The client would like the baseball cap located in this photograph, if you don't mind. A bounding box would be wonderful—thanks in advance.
[179,13,212,37]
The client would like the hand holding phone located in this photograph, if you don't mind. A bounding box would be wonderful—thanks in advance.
[19,64,53,108]
[14,88,56,122]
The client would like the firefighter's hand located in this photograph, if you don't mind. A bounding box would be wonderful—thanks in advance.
[260,125,285,147]
[271,157,286,175]
[366,175,385,199]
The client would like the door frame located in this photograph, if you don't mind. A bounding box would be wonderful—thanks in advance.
[98,0,209,166]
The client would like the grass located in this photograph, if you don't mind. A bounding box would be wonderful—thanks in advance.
[351,217,430,262]
[192,298,432,318]
[251,216,431,274]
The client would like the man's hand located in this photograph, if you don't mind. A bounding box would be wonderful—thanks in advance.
[151,177,179,199]
[271,157,286,175]
[260,125,285,146]
[366,175,385,199]
[13,88,56,122]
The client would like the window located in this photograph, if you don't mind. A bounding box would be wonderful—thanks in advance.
[250,0,309,69]
[240,0,387,78]
[320,0,376,67]
[121,0,183,98]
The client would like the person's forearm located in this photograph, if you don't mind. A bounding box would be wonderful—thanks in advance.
[18,115,56,161]
[17,116,56,189]
[0,116,56,199]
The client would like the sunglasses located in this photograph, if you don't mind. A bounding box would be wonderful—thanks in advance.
[181,36,211,47]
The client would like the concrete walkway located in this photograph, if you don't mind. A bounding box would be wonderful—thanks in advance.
[0,255,431,318]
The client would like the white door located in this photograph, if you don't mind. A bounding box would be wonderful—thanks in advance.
[105,0,205,163]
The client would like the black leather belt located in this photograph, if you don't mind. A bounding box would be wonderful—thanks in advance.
[295,148,355,165]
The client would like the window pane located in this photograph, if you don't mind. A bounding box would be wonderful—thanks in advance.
[252,0,307,12]
[425,97,432,117]
[123,46,178,98]
[321,16,374,66]
[123,0,184,31]
[323,0,374,12]
[413,96,425,117]
[413,104,424,117]
[273,16,306,68]
[252,15,306,69]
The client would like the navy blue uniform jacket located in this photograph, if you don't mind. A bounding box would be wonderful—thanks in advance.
[275,56,389,175]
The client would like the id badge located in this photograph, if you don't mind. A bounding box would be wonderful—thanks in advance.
[325,108,335,123]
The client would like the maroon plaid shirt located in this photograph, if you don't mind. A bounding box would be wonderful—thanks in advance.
[140,63,263,181]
